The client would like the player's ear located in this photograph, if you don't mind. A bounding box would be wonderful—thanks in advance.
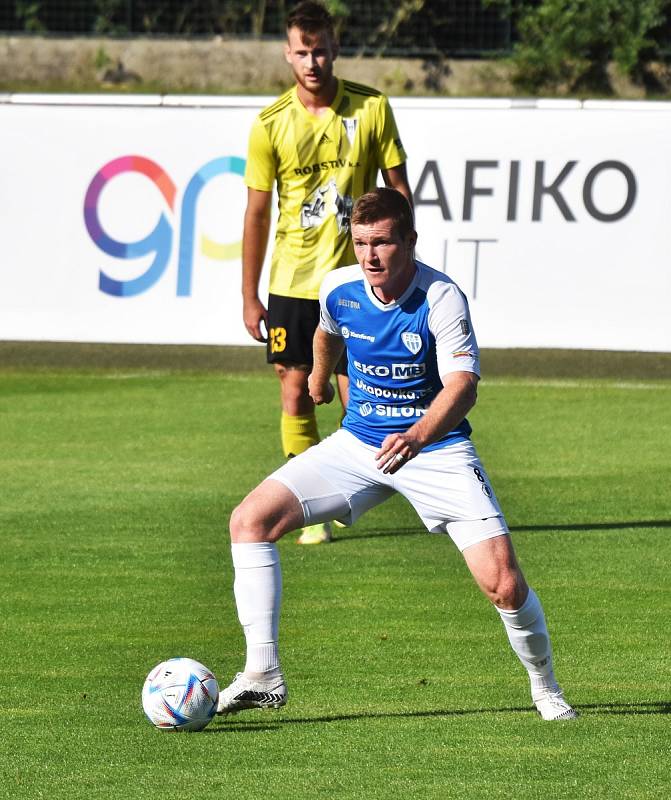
[284,41,292,63]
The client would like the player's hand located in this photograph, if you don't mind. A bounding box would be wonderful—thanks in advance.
[243,297,269,343]
[375,433,421,474]
[308,374,335,405]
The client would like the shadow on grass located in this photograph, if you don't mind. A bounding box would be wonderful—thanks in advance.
[339,520,671,541]
[335,527,423,541]
[207,700,671,732]
[512,520,671,532]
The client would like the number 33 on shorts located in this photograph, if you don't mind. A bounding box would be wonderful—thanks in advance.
[270,327,287,354]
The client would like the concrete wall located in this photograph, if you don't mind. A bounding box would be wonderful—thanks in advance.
[1,35,661,98]
[0,35,516,96]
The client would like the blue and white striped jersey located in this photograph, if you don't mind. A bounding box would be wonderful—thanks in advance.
[319,261,481,450]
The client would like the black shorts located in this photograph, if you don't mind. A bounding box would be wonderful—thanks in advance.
[267,293,347,376]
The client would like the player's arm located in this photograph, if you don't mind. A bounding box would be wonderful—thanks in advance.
[381,163,413,211]
[376,95,413,210]
[376,371,479,474]
[242,188,272,342]
[308,326,344,405]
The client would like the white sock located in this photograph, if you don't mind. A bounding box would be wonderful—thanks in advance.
[496,587,559,701]
[231,542,282,678]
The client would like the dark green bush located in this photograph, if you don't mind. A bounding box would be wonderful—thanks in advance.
[489,0,671,93]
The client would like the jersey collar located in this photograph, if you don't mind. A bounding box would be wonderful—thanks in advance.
[292,78,344,122]
[363,263,420,311]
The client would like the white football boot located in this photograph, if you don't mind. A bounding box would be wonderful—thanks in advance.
[216,672,287,714]
[534,688,578,721]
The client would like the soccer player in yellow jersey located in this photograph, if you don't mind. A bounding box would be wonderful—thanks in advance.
[242,1,413,544]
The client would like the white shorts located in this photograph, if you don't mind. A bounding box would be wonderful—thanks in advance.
[269,428,508,552]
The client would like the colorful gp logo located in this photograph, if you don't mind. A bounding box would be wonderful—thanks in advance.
[83,155,245,297]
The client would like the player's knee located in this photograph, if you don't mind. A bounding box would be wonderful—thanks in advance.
[229,501,273,543]
[229,503,248,540]
[277,365,309,389]
[284,385,311,409]
[278,370,313,415]
[489,571,528,610]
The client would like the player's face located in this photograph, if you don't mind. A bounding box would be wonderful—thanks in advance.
[352,218,418,303]
[285,27,338,96]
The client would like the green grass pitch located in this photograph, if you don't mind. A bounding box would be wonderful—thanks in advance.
[1,347,670,799]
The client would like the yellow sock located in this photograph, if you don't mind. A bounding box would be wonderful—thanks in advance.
[281,412,319,459]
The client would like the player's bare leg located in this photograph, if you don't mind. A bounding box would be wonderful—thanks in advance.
[275,364,320,455]
[217,479,302,714]
[231,478,305,543]
[462,533,577,721]
[275,363,332,544]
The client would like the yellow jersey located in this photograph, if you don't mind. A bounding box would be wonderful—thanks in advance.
[245,79,407,299]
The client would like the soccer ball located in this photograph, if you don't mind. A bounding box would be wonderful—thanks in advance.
[142,657,219,732]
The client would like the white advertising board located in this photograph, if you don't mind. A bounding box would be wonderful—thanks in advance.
[0,96,669,351]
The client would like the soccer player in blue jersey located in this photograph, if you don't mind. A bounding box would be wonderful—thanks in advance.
[218,188,577,721]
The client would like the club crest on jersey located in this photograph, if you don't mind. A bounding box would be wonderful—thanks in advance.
[343,118,358,146]
[401,332,422,355]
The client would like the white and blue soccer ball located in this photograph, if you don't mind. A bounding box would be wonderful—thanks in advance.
[142,657,219,732]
